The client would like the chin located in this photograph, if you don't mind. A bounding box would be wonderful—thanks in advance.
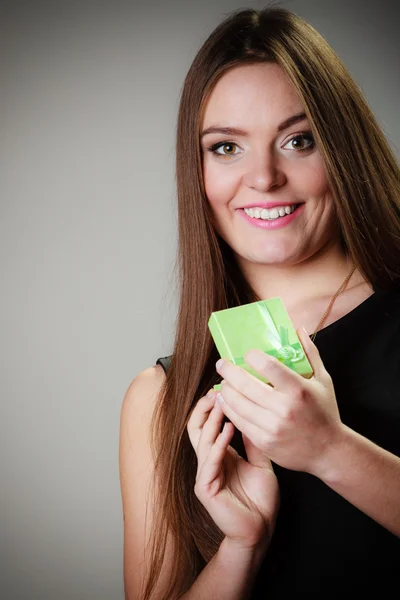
[238,250,294,267]
[248,244,297,264]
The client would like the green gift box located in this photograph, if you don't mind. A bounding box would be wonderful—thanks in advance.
[208,298,313,391]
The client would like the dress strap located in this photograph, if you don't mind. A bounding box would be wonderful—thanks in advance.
[156,355,172,373]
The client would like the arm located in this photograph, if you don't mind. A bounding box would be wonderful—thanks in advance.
[214,327,400,538]
[315,424,400,537]
[179,538,266,600]
[119,368,273,600]
[119,366,175,599]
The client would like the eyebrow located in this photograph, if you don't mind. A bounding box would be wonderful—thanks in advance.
[200,111,307,139]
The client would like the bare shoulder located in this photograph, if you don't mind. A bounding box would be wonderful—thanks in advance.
[119,364,171,599]
[120,364,166,460]
[121,364,166,415]
[119,362,167,498]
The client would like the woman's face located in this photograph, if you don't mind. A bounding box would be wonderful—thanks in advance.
[200,63,338,269]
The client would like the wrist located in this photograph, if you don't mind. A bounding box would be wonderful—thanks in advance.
[312,423,353,484]
[221,536,269,567]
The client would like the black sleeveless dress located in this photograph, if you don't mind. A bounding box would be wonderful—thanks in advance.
[156,288,400,596]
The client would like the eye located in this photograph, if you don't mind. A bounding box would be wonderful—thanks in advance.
[207,142,241,158]
[283,132,315,151]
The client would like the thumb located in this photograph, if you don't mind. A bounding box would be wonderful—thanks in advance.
[242,433,272,469]
[297,326,327,381]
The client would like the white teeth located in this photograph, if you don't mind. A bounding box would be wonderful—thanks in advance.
[244,204,298,220]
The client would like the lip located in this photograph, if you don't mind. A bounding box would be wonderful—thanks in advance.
[240,201,300,209]
[238,203,304,229]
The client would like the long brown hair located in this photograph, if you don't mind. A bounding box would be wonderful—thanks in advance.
[143,7,400,599]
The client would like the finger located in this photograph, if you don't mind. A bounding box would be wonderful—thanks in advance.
[243,348,304,392]
[242,433,273,469]
[216,360,275,408]
[196,400,226,466]
[219,381,274,427]
[196,421,235,491]
[216,393,269,452]
[297,326,326,381]
[187,391,216,450]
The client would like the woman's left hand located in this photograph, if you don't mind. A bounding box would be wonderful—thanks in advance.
[215,327,343,478]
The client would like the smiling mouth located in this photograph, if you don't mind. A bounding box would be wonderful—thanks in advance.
[242,203,302,221]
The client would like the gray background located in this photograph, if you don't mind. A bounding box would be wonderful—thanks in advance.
[1,0,399,598]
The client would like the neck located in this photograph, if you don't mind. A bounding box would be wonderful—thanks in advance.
[237,244,361,309]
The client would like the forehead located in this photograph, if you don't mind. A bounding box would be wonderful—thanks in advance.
[201,63,303,127]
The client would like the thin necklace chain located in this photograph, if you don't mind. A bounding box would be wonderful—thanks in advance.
[310,265,357,342]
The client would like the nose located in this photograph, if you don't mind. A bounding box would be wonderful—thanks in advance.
[244,153,286,192]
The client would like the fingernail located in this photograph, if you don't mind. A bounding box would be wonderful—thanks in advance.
[217,392,224,404]
[216,359,224,370]
[206,389,214,398]
[302,326,309,336]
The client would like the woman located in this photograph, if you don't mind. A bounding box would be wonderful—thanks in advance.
[119,7,400,599]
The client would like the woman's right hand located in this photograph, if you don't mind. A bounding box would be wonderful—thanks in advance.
[187,390,280,552]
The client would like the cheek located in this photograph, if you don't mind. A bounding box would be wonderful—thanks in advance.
[203,160,237,209]
[311,171,330,196]
[297,156,330,196]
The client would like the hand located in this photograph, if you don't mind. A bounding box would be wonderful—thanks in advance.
[187,391,280,551]
[215,327,344,478]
